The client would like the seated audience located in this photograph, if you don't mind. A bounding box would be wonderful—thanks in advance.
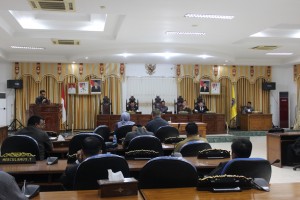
[115,112,135,130]
[174,122,208,152]
[0,171,28,200]
[194,101,209,113]
[242,101,254,114]
[208,138,252,176]
[126,101,138,112]
[15,115,53,160]
[61,136,102,190]
[123,125,154,148]
[159,100,168,113]
[146,109,169,133]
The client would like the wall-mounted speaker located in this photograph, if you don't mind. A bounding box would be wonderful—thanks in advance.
[7,80,23,89]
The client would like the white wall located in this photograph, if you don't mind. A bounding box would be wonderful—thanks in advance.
[0,61,14,126]
[271,65,296,128]
[122,64,177,114]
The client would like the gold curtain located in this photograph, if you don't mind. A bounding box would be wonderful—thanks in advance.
[178,76,195,109]
[16,75,122,130]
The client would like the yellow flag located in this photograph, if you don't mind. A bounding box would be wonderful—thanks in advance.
[231,85,237,119]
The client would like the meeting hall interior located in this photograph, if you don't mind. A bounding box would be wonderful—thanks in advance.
[1,0,300,199]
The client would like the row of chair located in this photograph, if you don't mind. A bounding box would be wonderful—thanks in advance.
[94,124,180,143]
[72,154,272,190]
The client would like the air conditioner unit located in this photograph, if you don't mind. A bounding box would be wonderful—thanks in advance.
[28,0,75,11]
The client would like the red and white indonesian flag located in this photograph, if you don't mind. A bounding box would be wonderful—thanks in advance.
[61,84,67,123]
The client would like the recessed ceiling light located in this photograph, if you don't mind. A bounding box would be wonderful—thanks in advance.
[198,54,213,59]
[184,14,234,20]
[166,31,205,36]
[72,61,76,64]
[118,53,132,58]
[266,53,293,55]
[85,57,88,59]
[10,46,45,50]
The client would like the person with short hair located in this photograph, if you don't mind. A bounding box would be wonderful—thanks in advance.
[122,125,154,148]
[145,109,169,133]
[159,101,168,113]
[61,136,102,190]
[174,122,208,152]
[0,171,28,200]
[243,101,254,114]
[35,89,50,104]
[15,115,53,160]
[194,101,209,113]
[208,138,253,176]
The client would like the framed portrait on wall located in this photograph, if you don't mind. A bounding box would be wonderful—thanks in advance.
[90,79,101,94]
[67,83,76,94]
[78,81,89,95]
[211,82,221,95]
[200,79,210,95]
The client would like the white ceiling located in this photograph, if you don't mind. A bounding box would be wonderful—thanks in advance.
[1,0,300,66]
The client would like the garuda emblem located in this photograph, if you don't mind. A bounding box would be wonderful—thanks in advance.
[145,64,156,75]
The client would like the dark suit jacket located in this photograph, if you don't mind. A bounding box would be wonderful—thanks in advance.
[91,86,101,92]
[35,96,50,104]
[194,105,209,113]
[200,86,209,92]
[145,117,169,133]
[208,161,228,176]
[61,164,79,190]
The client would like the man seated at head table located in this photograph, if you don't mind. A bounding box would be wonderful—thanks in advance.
[15,115,53,160]
[194,101,209,113]
[122,125,154,148]
[146,109,169,133]
[0,171,29,200]
[208,138,252,176]
[159,100,169,113]
[60,136,102,190]
[173,122,208,153]
[126,101,138,112]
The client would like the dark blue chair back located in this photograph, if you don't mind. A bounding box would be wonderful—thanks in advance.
[74,154,130,190]
[68,133,105,163]
[1,135,40,160]
[125,135,163,159]
[221,158,272,183]
[139,156,198,189]
[115,125,133,144]
[155,125,179,142]
[93,125,110,142]
[179,140,211,157]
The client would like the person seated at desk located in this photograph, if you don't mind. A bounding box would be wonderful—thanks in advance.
[0,171,29,200]
[243,101,254,114]
[123,125,154,148]
[194,101,209,113]
[35,89,50,104]
[179,100,192,114]
[159,100,168,113]
[208,138,252,176]
[174,122,208,152]
[146,109,169,133]
[126,101,138,112]
[115,112,135,130]
[15,115,53,160]
[61,136,102,190]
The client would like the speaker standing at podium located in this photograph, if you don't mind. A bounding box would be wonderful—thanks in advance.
[35,89,50,104]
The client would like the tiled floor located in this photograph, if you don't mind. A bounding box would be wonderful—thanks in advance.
[210,136,300,183]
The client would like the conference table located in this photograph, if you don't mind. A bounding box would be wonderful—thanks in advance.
[0,157,228,186]
[31,183,300,200]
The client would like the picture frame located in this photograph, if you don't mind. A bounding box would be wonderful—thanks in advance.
[78,81,89,95]
[200,79,210,95]
[90,79,101,94]
[67,83,76,94]
[211,82,221,95]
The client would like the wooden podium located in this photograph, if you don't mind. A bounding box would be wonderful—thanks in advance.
[29,104,61,133]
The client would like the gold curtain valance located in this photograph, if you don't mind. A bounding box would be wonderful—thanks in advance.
[177,64,272,84]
